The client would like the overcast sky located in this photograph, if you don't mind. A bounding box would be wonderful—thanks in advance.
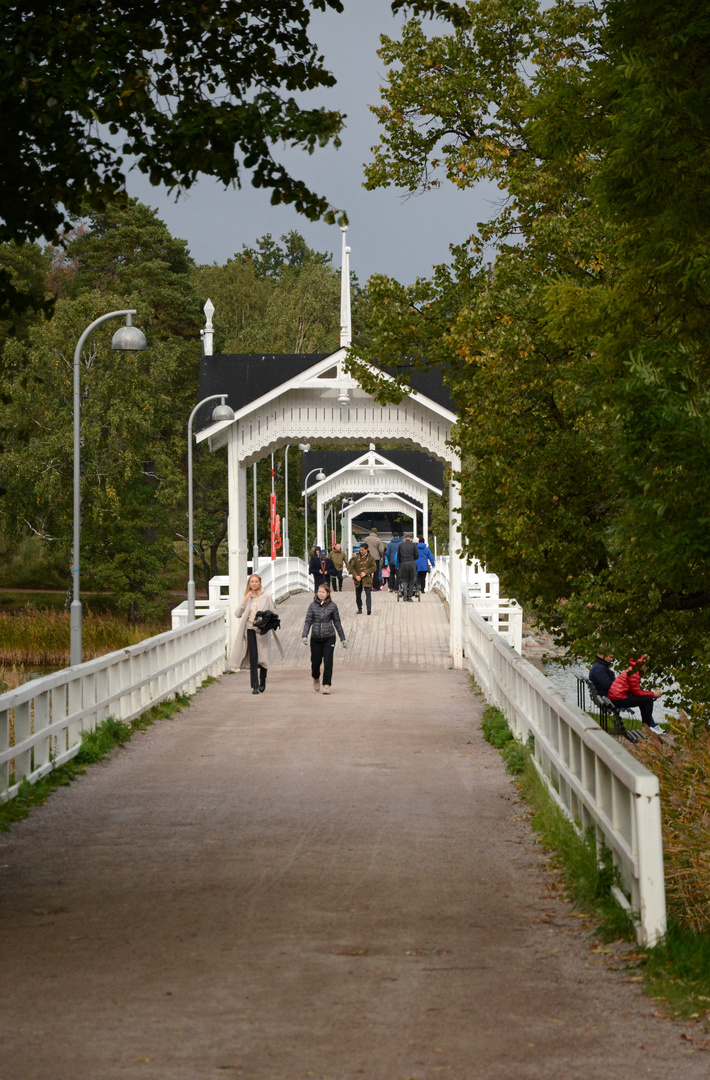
[126,1,496,286]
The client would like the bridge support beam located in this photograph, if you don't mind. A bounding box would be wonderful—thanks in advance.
[449,464,463,668]
[228,439,248,655]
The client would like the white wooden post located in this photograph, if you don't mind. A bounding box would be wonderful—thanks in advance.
[449,461,463,667]
[316,490,325,549]
[423,495,429,545]
[228,430,248,655]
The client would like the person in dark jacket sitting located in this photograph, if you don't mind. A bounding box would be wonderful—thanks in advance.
[588,654,615,697]
[302,583,347,694]
[396,533,419,600]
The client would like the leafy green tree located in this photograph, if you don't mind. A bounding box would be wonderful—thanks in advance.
[0,0,347,254]
[0,201,206,618]
[359,0,710,706]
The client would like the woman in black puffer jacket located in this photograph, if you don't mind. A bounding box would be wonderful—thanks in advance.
[302,583,347,695]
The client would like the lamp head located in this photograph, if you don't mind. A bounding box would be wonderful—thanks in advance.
[316,470,326,481]
[111,313,147,352]
[211,398,234,423]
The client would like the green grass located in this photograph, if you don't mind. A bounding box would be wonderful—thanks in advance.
[480,705,634,939]
[0,689,197,831]
[479,703,710,1026]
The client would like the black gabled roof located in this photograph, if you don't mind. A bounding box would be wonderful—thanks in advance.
[302,450,444,491]
[196,351,457,433]
[197,352,330,431]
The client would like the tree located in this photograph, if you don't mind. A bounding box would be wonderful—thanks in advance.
[359,0,710,706]
[0,0,346,254]
[0,200,204,619]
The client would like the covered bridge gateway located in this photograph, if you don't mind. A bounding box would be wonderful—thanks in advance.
[195,228,463,663]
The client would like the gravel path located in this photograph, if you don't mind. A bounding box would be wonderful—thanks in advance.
[1,594,708,1078]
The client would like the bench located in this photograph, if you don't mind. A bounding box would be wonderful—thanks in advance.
[576,676,643,744]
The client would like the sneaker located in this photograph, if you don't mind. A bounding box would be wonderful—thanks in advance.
[356,609,362,615]
[313,679,320,692]
[322,685,331,695]
[648,723,664,735]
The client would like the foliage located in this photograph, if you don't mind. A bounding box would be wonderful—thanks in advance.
[0,0,346,254]
[360,0,710,705]
[0,200,201,618]
[0,609,166,667]
[642,924,710,1023]
[632,715,710,934]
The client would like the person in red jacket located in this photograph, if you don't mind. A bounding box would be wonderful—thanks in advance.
[607,655,663,733]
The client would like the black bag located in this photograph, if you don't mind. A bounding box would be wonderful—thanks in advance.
[253,609,281,635]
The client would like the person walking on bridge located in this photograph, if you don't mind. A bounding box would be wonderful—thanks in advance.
[385,532,401,593]
[231,573,276,695]
[348,543,376,615]
[396,532,419,601]
[415,536,435,594]
[362,527,386,590]
[328,542,345,592]
[302,583,347,695]
[309,546,335,595]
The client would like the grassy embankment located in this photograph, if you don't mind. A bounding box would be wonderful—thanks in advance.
[479,701,710,1028]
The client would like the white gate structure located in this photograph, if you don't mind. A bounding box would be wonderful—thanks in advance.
[340,493,423,557]
[0,611,227,805]
[433,556,666,946]
[195,227,463,664]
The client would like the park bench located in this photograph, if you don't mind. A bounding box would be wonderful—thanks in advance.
[576,676,643,744]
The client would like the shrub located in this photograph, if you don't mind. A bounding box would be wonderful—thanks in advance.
[632,714,710,934]
[481,706,514,749]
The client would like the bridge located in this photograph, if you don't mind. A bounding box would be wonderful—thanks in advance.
[0,231,687,1077]
[0,576,700,1080]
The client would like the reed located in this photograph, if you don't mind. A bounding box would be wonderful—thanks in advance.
[631,714,710,934]
[0,609,166,668]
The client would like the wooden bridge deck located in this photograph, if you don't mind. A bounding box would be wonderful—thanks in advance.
[0,586,705,1079]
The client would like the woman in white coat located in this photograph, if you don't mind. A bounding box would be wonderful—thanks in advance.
[230,574,276,694]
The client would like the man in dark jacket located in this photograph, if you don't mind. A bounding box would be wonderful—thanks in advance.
[396,532,419,600]
[309,547,335,594]
[588,654,615,697]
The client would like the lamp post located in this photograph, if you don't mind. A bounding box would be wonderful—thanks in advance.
[303,467,326,561]
[71,310,148,667]
[187,395,235,622]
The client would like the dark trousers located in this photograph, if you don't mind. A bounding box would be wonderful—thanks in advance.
[388,566,398,591]
[331,569,343,591]
[355,584,372,612]
[311,635,336,686]
[610,694,656,726]
[312,572,326,594]
[372,559,381,590]
[399,560,417,598]
[417,570,428,593]
[247,628,260,690]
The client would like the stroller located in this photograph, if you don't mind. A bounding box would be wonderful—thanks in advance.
[397,574,421,602]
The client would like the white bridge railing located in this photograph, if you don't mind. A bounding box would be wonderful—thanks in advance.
[433,554,665,944]
[171,557,311,632]
[0,610,227,805]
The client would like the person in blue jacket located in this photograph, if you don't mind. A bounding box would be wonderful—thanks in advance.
[384,532,401,592]
[415,536,435,594]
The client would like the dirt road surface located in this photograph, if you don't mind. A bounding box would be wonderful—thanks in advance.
[1,591,708,1078]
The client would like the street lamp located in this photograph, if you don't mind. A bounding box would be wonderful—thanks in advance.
[303,467,326,561]
[71,310,148,667]
[187,394,235,622]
